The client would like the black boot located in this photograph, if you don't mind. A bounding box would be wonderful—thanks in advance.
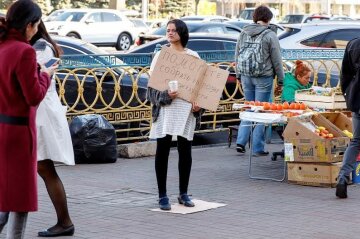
[336,176,349,199]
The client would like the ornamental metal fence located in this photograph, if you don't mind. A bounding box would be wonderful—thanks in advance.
[56,49,344,143]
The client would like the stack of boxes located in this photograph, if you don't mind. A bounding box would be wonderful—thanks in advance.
[284,113,352,187]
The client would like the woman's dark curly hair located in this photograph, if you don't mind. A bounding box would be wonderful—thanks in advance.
[0,0,42,41]
[253,5,273,23]
[167,19,189,47]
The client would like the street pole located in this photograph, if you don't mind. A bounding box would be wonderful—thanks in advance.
[142,0,148,21]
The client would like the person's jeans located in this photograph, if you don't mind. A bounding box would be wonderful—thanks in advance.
[236,75,273,153]
[0,212,28,239]
[338,112,360,181]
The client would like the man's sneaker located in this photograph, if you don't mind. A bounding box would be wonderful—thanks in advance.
[236,144,245,153]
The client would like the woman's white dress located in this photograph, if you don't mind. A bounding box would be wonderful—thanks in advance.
[149,49,200,141]
[35,39,75,165]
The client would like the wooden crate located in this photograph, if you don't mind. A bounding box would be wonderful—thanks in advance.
[295,90,346,109]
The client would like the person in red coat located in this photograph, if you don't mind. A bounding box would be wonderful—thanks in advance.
[0,1,55,238]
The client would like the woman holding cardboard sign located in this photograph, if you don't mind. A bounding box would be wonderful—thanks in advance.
[147,19,204,211]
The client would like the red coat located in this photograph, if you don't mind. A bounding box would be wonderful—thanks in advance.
[0,30,50,212]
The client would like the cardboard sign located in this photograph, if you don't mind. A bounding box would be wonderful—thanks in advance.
[148,46,229,111]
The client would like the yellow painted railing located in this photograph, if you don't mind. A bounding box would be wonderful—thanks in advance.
[56,59,342,143]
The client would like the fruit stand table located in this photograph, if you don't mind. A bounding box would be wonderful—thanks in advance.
[239,111,288,182]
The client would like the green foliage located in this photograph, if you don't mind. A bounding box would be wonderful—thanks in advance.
[50,0,71,10]
[126,0,141,10]
[36,0,52,14]
[160,0,194,17]
[0,0,13,10]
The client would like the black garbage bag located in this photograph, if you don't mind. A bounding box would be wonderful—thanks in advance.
[69,114,117,164]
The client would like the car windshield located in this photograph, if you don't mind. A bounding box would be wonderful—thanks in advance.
[151,24,199,35]
[280,15,304,24]
[239,10,253,20]
[278,27,301,40]
[130,19,147,27]
[54,12,86,22]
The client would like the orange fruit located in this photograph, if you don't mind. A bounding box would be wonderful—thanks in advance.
[249,101,255,105]
[294,103,300,110]
[300,103,306,110]
[289,103,296,109]
[282,102,290,109]
[276,104,283,110]
[244,101,250,105]
[255,101,261,106]
[270,104,278,110]
[263,104,270,110]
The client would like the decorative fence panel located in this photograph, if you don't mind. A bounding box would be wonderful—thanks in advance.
[57,49,344,143]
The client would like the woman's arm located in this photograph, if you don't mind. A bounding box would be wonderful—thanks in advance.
[147,87,173,106]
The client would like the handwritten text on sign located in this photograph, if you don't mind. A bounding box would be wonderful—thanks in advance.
[148,47,229,111]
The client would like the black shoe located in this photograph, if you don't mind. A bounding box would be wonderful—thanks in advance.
[178,194,195,207]
[253,151,269,157]
[336,177,349,199]
[38,225,75,237]
[236,144,245,153]
[159,196,171,210]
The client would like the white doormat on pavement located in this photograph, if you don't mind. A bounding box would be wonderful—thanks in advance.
[150,199,226,214]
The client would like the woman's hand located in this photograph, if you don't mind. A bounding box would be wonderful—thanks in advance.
[192,102,201,112]
[41,64,58,77]
[168,90,178,99]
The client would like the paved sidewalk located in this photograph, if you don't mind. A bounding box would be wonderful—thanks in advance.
[2,143,359,239]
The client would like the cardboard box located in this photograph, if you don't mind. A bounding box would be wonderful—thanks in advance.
[287,162,341,187]
[320,112,353,133]
[283,114,349,163]
[295,90,346,109]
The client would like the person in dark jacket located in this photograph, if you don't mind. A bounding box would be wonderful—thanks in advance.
[0,1,55,238]
[336,38,360,199]
[281,60,312,103]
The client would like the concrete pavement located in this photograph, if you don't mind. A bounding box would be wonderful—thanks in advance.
[2,142,360,239]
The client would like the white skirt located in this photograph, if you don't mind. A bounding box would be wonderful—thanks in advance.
[36,81,75,165]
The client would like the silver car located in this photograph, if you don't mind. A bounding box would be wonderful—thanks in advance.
[45,9,137,51]
[279,21,360,49]
[279,21,360,87]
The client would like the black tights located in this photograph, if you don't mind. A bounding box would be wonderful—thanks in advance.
[155,135,192,198]
[37,160,73,231]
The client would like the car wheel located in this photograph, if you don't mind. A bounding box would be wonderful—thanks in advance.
[66,32,80,39]
[116,33,132,51]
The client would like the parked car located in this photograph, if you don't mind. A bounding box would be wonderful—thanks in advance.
[43,9,65,22]
[279,21,360,49]
[52,35,148,110]
[135,21,241,46]
[330,15,354,21]
[180,15,230,22]
[238,7,278,23]
[146,19,167,30]
[279,21,360,86]
[45,9,137,50]
[227,21,285,35]
[130,18,150,34]
[279,14,330,25]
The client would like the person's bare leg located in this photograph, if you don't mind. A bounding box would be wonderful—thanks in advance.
[37,160,73,233]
